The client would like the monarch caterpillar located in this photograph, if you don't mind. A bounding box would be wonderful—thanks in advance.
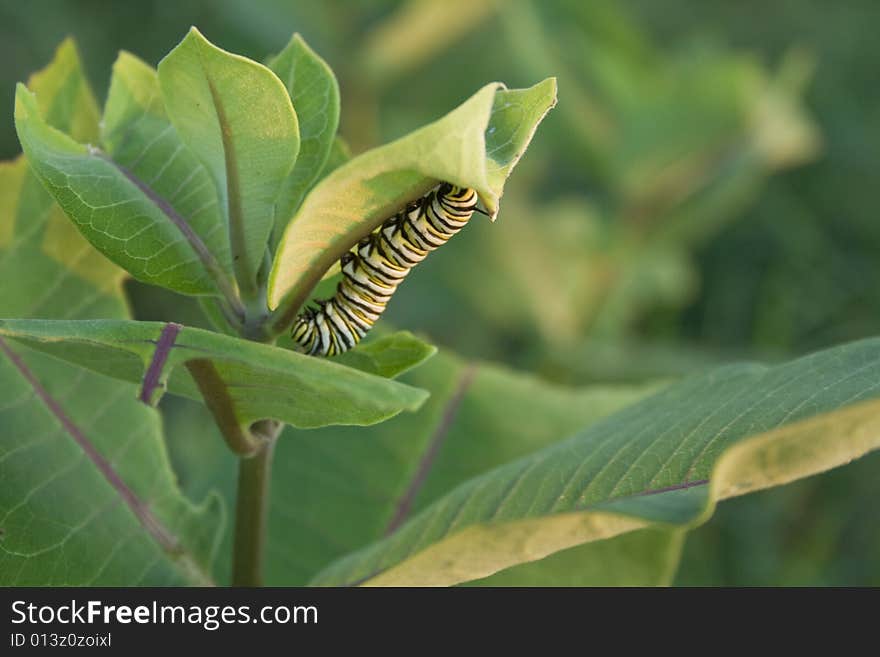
[290,183,482,356]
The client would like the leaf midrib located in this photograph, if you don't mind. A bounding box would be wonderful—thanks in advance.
[203,72,253,299]
[97,150,238,307]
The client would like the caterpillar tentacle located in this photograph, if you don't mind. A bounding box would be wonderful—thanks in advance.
[290,183,478,357]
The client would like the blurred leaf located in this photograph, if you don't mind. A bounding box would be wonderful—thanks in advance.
[630,50,820,246]
[363,0,498,86]
[0,319,429,429]
[433,194,695,347]
[158,27,300,295]
[268,78,557,313]
[502,1,818,213]
[267,33,340,240]
[590,244,696,338]
[541,337,776,386]
[311,338,880,585]
[102,51,233,277]
[747,47,820,169]
[499,0,615,165]
[25,38,99,145]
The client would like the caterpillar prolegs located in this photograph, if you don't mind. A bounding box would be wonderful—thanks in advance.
[290,183,480,356]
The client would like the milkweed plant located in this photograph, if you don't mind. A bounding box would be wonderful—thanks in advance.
[2,29,878,588]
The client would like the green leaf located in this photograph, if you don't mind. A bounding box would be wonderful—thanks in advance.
[258,351,653,584]
[0,319,429,429]
[158,27,300,297]
[310,338,880,585]
[484,82,560,192]
[14,84,218,295]
[0,344,223,585]
[102,51,233,279]
[267,33,340,239]
[331,331,437,378]
[361,0,497,86]
[267,78,557,313]
[271,320,437,378]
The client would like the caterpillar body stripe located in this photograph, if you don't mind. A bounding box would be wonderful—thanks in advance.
[291,183,479,357]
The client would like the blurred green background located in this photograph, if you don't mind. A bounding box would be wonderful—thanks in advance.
[2,0,877,585]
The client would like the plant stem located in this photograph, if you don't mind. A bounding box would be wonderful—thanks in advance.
[231,420,280,587]
[241,286,272,343]
[185,234,278,583]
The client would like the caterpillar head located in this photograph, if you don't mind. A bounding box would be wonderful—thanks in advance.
[438,182,470,199]
[437,183,480,216]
